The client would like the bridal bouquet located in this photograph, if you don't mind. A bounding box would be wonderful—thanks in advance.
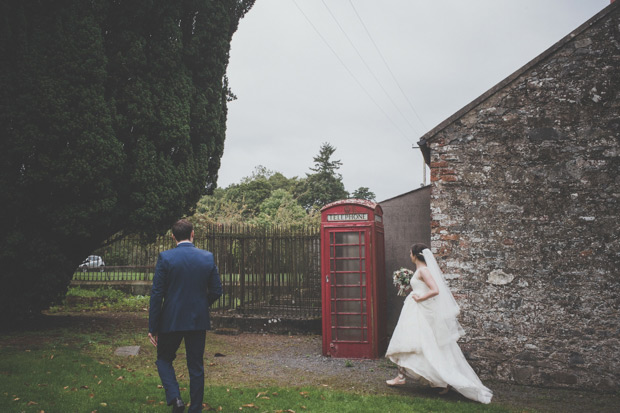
[392,268,415,296]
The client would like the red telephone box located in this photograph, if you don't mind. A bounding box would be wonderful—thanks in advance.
[320,199,386,359]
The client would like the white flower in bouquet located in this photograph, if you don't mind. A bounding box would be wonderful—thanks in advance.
[392,268,415,296]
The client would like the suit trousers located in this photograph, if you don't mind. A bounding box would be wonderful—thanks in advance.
[156,330,206,413]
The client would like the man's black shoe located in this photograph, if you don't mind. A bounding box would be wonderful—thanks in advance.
[171,397,185,413]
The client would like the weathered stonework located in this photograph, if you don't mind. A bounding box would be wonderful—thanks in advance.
[419,3,619,391]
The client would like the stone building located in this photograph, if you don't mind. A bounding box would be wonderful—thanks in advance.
[417,3,619,390]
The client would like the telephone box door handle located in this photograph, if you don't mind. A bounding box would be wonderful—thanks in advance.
[325,275,329,283]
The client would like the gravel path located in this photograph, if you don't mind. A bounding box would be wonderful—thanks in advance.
[204,332,619,413]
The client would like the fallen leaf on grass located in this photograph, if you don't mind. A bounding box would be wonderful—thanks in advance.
[116,376,124,381]
[100,402,107,407]
[255,392,267,398]
[241,403,258,409]
[81,385,89,389]
[13,397,20,401]
[89,393,95,398]
[299,391,309,398]
[50,355,54,360]
[27,401,38,406]
[157,385,163,389]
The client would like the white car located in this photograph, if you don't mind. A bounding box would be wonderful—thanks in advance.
[79,255,105,272]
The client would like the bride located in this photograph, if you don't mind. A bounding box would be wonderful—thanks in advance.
[385,243,493,404]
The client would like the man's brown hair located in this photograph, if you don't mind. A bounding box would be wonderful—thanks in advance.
[172,219,193,241]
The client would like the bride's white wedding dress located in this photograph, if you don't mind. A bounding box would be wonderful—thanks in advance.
[386,270,493,404]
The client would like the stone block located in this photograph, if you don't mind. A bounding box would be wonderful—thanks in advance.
[114,346,140,357]
[513,366,537,384]
[551,372,578,385]
[487,269,515,285]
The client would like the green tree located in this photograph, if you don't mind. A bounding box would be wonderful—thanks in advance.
[192,188,247,226]
[351,187,376,201]
[297,143,349,210]
[225,178,273,217]
[251,189,319,227]
[200,165,302,219]
[0,0,255,324]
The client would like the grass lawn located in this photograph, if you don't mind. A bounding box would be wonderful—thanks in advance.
[0,321,515,413]
[73,270,155,282]
[72,271,307,284]
[0,336,511,413]
[0,345,510,413]
[1,290,519,412]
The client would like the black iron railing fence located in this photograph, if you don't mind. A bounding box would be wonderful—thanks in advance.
[73,224,321,318]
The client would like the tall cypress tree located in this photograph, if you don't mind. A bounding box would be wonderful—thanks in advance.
[0,0,254,324]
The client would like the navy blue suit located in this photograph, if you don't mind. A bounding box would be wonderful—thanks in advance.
[149,242,222,412]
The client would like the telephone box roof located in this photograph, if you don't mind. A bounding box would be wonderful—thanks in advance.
[321,199,381,213]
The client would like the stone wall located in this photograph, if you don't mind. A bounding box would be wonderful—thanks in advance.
[422,4,619,390]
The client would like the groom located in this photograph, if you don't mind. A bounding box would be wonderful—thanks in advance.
[148,219,222,413]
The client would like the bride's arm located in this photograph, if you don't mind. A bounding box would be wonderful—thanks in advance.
[412,267,439,302]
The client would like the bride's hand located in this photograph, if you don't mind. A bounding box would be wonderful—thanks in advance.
[412,294,420,302]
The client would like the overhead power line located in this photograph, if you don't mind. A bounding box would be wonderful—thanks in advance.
[290,0,413,144]
[348,0,428,132]
[320,0,422,136]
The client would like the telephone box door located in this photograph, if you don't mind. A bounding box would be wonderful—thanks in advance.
[323,228,373,358]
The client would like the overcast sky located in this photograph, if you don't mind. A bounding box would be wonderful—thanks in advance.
[220,0,610,202]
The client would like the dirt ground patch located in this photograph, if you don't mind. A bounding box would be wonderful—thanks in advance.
[5,311,619,412]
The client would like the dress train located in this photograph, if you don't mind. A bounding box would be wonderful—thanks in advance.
[386,275,493,404]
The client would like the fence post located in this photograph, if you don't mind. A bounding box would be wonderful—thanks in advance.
[239,233,245,309]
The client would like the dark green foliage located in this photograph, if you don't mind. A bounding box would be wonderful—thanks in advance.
[0,0,254,324]
[297,143,349,210]
[351,187,376,201]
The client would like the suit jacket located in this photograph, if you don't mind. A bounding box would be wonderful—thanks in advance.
[149,242,222,334]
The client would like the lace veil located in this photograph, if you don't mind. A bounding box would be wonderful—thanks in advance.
[422,248,465,345]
